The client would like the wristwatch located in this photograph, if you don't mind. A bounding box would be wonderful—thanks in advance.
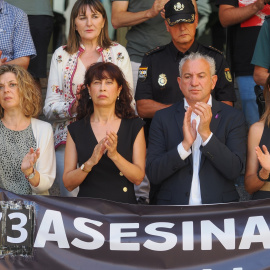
[80,163,91,173]
[25,168,36,180]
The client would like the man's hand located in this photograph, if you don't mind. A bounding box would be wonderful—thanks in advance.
[219,0,270,27]
[147,0,169,18]
[0,51,7,66]
[194,102,212,142]
[253,0,270,11]
[182,107,197,151]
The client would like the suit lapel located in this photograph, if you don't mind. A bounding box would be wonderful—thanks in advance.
[200,99,221,169]
[175,102,184,138]
[209,99,221,135]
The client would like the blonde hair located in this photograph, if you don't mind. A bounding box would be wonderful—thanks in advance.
[0,65,42,118]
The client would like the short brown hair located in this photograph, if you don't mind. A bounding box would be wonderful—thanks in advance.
[65,0,112,54]
[0,65,41,118]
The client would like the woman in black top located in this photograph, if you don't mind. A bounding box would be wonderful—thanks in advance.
[63,62,145,203]
[245,75,270,199]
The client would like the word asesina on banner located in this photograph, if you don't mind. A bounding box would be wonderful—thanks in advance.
[0,189,269,270]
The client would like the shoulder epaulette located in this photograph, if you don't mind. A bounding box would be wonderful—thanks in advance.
[208,46,223,55]
[145,45,166,56]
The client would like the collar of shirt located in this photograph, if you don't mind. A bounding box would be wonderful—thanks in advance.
[184,96,212,206]
[184,95,212,112]
[169,41,199,61]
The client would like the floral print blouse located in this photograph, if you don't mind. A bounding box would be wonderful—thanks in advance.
[43,43,133,148]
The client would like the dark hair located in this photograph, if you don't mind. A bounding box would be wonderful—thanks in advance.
[77,62,136,120]
[261,75,270,127]
[0,65,41,118]
[65,0,112,54]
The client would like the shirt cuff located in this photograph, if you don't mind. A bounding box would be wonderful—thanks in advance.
[177,142,191,160]
[202,132,213,146]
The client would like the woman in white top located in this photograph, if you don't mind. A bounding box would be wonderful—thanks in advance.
[0,65,55,195]
[43,0,133,197]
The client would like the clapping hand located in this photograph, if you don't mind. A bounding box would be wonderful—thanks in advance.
[105,131,119,160]
[21,148,40,176]
[182,106,197,151]
[194,102,212,142]
[89,138,107,166]
[256,145,270,172]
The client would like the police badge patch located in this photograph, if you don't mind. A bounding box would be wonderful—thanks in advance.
[224,68,232,82]
[138,67,148,81]
[158,74,167,87]
[174,2,184,11]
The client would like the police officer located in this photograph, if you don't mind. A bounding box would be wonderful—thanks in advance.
[135,0,235,140]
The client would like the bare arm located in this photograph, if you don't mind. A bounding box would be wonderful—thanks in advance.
[136,99,172,118]
[6,56,30,69]
[111,0,168,29]
[0,50,30,69]
[218,1,268,28]
[63,128,146,190]
[63,132,106,191]
[245,122,266,194]
[253,66,269,86]
[63,132,88,191]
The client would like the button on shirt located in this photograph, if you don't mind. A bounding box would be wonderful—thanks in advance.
[177,97,213,205]
[0,0,36,61]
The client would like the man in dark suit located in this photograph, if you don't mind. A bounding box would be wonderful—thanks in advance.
[146,52,246,205]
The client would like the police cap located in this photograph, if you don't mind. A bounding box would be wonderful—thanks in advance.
[165,0,195,26]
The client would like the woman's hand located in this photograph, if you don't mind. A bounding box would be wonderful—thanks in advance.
[21,148,40,176]
[88,138,107,166]
[75,83,85,101]
[105,131,119,161]
[256,145,270,172]
[71,84,85,115]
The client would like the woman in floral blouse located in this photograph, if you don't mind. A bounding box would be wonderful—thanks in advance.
[43,0,133,196]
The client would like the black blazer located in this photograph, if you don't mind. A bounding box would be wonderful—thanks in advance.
[146,99,247,205]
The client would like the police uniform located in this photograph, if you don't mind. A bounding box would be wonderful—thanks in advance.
[135,40,235,104]
[135,41,236,141]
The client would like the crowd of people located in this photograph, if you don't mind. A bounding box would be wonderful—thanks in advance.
[0,0,270,205]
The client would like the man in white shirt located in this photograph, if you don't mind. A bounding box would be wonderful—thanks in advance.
[146,52,246,205]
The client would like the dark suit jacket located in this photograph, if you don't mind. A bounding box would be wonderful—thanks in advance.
[146,99,247,205]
